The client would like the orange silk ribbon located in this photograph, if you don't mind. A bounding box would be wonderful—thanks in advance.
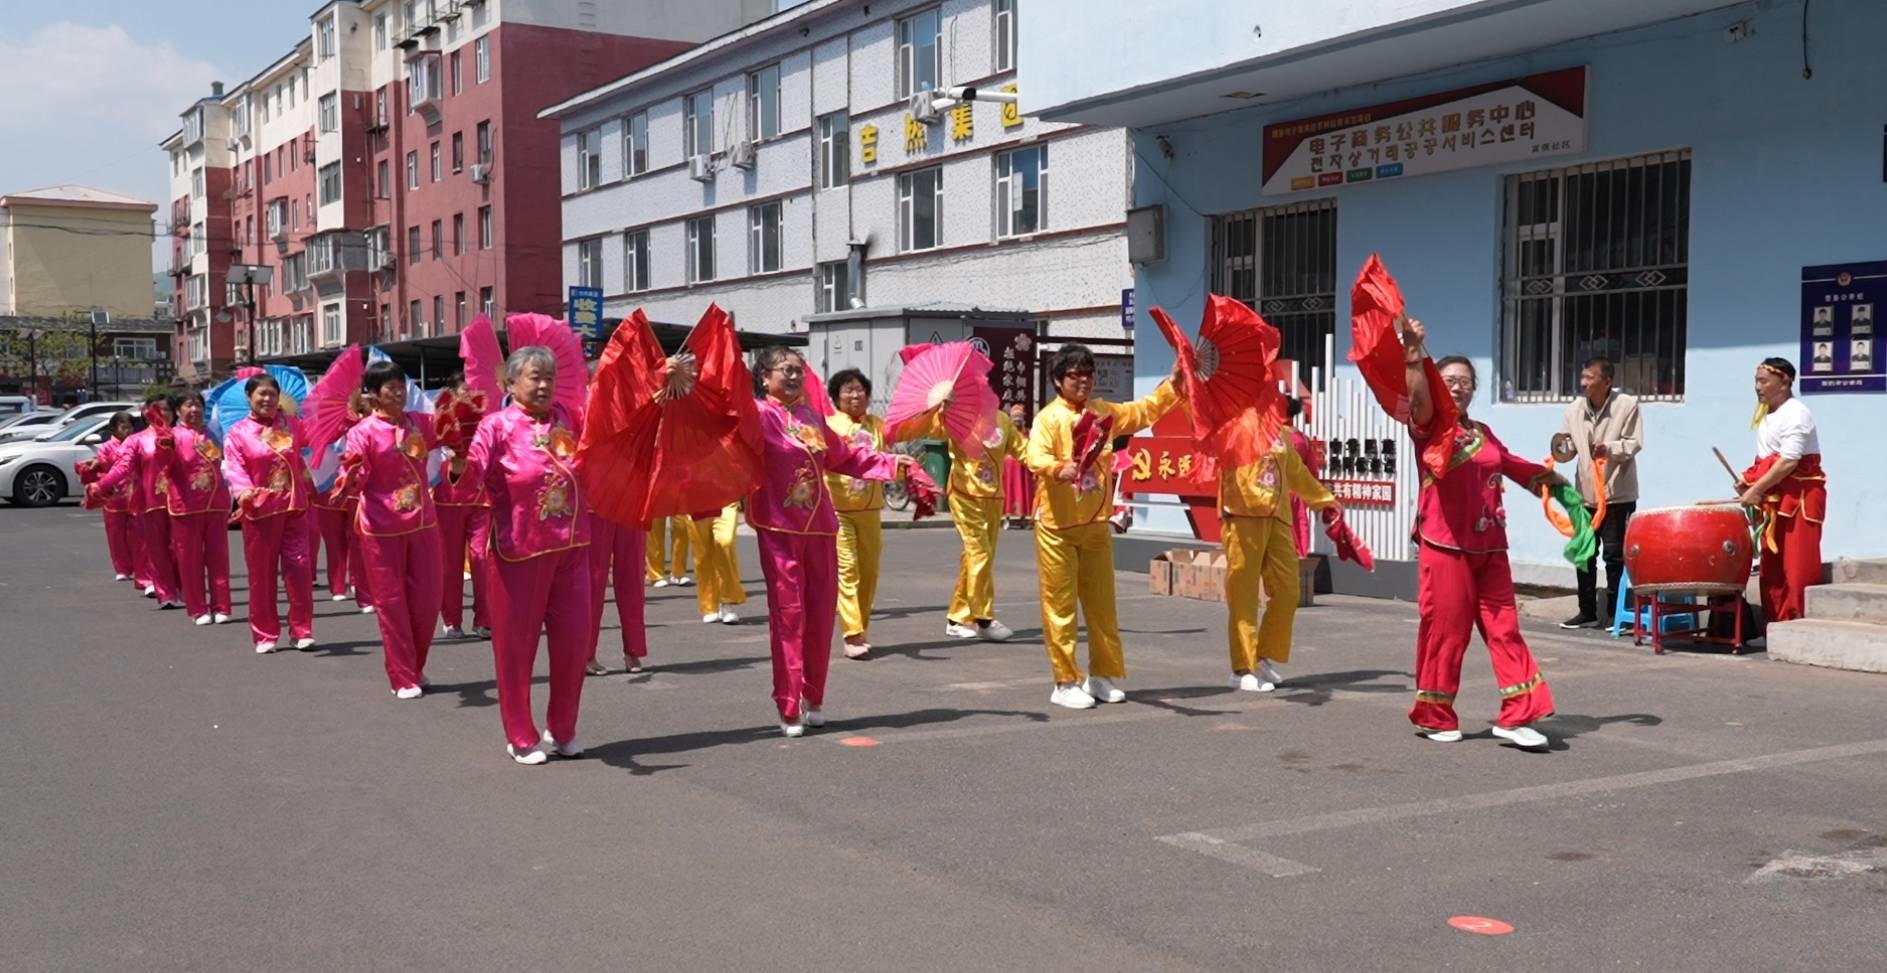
[1540,454,1607,536]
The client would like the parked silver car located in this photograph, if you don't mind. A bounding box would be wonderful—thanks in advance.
[0,415,117,506]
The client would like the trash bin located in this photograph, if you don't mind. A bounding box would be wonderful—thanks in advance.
[918,440,952,511]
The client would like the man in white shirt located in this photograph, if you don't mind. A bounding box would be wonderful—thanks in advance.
[1736,358,1827,624]
[1557,357,1643,629]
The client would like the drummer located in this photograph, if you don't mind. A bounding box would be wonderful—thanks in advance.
[1736,357,1826,624]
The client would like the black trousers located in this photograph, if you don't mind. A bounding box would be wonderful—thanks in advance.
[1577,501,1636,619]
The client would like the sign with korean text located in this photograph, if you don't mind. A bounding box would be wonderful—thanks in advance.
[1800,260,1886,394]
[1261,67,1587,196]
[566,285,603,340]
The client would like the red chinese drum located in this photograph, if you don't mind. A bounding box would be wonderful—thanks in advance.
[1622,504,1754,595]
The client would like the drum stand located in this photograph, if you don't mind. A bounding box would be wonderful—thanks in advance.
[1631,589,1748,654]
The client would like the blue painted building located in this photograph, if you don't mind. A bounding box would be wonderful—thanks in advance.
[1023,0,1885,582]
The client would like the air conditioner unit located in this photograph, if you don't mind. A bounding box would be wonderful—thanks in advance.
[470,163,491,185]
[729,140,757,170]
[909,90,942,123]
[688,154,714,182]
[226,138,241,152]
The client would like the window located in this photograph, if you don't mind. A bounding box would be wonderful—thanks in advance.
[480,286,494,316]
[577,130,599,190]
[455,292,466,330]
[450,51,462,95]
[376,160,390,198]
[113,337,160,360]
[186,275,208,312]
[478,206,493,249]
[749,203,782,274]
[430,142,441,182]
[266,199,287,237]
[577,238,602,287]
[623,111,648,177]
[451,132,463,172]
[430,219,443,258]
[475,37,489,82]
[476,121,492,164]
[183,108,204,145]
[190,222,204,258]
[624,229,650,293]
[318,163,341,205]
[373,13,388,49]
[318,16,336,61]
[818,261,850,313]
[375,89,389,128]
[321,304,343,346]
[452,213,464,255]
[407,225,421,264]
[994,0,1017,73]
[686,215,716,283]
[408,55,441,108]
[897,9,942,98]
[367,228,390,268]
[309,236,335,274]
[1500,150,1692,402]
[749,64,781,140]
[472,1,489,28]
[406,151,419,189]
[433,297,445,337]
[191,168,205,198]
[409,299,423,338]
[1210,198,1339,380]
[684,89,713,158]
[290,199,299,229]
[996,144,1047,237]
[818,112,849,189]
[317,93,338,133]
[898,166,943,252]
[263,154,271,183]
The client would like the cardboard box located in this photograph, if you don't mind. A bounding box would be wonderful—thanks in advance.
[1148,553,1176,595]
[1297,555,1322,608]
[1164,548,1230,603]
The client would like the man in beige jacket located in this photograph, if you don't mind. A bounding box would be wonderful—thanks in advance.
[1557,357,1643,629]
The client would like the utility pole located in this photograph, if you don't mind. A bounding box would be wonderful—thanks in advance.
[89,308,107,401]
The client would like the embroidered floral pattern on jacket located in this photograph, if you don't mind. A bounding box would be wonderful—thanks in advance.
[785,465,820,509]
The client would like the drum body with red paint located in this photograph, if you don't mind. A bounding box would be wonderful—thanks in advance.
[1623,504,1753,595]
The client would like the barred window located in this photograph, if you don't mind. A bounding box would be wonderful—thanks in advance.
[1500,150,1691,402]
[1210,198,1337,383]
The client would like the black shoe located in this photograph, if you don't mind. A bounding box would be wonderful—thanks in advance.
[1560,613,1601,630]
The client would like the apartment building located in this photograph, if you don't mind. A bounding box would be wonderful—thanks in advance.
[544,0,1133,344]
[160,0,771,380]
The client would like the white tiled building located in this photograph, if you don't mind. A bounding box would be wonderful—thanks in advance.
[543,0,1133,341]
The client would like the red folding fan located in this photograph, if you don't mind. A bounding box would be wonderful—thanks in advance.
[1349,253,1457,480]
[504,313,588,421]
[301,345,364,460]
[1149,294,1284,468]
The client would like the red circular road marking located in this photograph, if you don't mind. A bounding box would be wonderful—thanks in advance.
[1448,916,1515,936]
[839,736,880,747]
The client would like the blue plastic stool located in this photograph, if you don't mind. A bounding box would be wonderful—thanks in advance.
[1610,566,1699,638]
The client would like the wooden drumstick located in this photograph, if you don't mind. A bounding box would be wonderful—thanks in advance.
[1711,447,1740,485]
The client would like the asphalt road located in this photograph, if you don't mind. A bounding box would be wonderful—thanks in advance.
[3,503,1884,972]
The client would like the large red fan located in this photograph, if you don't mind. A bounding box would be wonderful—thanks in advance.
[884,341,1000,452]
[301,345,363,459]
[1150,294,1284,468]
[578,306,762,528]
[1349,253,1457,480]
[504,312,588,421]
[459,315,506,415]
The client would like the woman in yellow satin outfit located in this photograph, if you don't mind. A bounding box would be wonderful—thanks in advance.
[825,369,893,659]
[1025,344,1185,710]
[922,407,1027,642]
[645,514,692,586]
[1217,407,1336,693]
[689,502,747,624]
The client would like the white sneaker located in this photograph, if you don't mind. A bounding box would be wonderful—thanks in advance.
[255,641,277,655]
[979,620,1014,642]
[944,622,981,639]
[702,612,721,624]
[331,593,348,602]
[540,729,584,758]
[1230,672,1264,692]
[1258,659,1284,689]
[361,605,376,614]
[114,573,130,581]
[653,579,670,588]
[674,576,693,587]
[443,625,465,639]
[293,637,316,651]
[719,608,740,624]
[508,743,548,765]
[1492,724,1550,749]
[393,685,423,700]
[463,571,472,582]
[843,641,872,659]
[1425,729,1464,743]
[214,613,232,625]
[1049,684,1097,709]
[802,701,826,728]
[472,625,492,639]
[780,719,806,738]
[194,614,213,627]
[1083,676,1127,704]
[143,585,157,597]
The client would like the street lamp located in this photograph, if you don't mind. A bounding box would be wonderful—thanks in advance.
[227,264,275,365]
[89,307,108,401]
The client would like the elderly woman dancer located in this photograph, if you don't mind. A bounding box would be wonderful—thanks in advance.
[466,347,593,764]
[89,412,143,585]
[223,373,318,653]
[96,393,183,609]
[340,360,448,699]
[435,374,493,640]
[750,347,910,737]
[162,391,234,627]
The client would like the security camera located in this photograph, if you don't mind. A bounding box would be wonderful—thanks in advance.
[936,85,1018,106]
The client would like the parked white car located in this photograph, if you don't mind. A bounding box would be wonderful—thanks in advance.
[0,415,117,507]
[0,411,67,445]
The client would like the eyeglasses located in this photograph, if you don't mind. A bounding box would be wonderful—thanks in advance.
[1441,377,1476,390]
[771,365,805,377]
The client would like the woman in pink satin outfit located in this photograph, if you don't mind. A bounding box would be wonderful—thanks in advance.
[94,394,182,609]
[222,374,318,653]
[339,360,448,699]
[313,434,373,612]
[90,412,144,584]
[748,347,910,738]
[161,391,233,627]
[584,507,648,677]
[464,347,592,765]
[434,375,492,640]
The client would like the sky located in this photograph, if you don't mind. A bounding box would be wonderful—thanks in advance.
[0,3,313,270]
